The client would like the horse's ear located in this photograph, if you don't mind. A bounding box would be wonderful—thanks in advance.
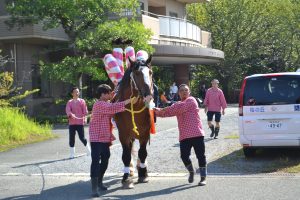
[146,55,152,65]
[128,56,134,68]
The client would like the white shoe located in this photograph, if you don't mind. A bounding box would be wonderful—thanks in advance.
[198,177,207,186]
[86,143,91,156]
[70,147,75,159]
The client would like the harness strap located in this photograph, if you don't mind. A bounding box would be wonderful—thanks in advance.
[125,80,144,137]
[125,106,146,113]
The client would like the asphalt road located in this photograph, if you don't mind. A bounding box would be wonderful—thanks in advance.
[0,105,299,200]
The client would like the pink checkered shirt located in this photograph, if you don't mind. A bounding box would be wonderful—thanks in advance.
[89,100,126,143]
[204,87,227,112]
[156,96,205,141]
[65,98,88,125]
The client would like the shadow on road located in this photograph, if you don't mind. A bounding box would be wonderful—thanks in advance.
[207,148,300,174]
[12,154,86,169]
[1,175,198,200]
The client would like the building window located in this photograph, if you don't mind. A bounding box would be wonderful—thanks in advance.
[140,2,145,11]
[137,2,145,14]
[31,64,50,98]
[169,12,178,18]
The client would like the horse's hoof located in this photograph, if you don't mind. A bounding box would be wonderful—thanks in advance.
[122,181,135,189]
[138,176,149,183]
[122,173,134,189]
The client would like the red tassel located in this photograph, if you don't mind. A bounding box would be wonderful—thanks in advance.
[149,109,156,134]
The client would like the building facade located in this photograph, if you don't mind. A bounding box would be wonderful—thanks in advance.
[138,0,223,85]
[0,0,224,116]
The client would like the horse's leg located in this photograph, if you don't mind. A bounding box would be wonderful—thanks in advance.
[137,141,149,183]
[121,141,134,189]
[130,139,137,177]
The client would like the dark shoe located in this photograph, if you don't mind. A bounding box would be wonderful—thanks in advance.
[198,167,207,186]
[198,177,207,186]
[98,179,108,191]
[209,125,215,138]
[91,178,99,197]
[98,173,108,191]
[185,164,194,183]
[98,183,108,191]
[214,127,220,139]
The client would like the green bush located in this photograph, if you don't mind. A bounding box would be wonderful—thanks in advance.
[35,115,69,124]
[0,107,53,148]
[35,114,91,125]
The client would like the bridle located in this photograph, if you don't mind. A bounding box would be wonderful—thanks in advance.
[125,62,153,137]
[129,61,152,97]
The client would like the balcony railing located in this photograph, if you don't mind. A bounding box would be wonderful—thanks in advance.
[159,16,201,42]
[141,11,211,48]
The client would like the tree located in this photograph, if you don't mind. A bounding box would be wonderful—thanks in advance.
[187,0,300,100]
[5,0,153,87]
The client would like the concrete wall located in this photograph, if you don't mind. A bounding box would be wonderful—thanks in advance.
[149,6,166,15]
[166,0,185,18]
[0,17,69,42]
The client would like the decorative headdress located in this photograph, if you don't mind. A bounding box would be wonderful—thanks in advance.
[103,46,149,85]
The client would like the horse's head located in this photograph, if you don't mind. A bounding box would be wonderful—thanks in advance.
[129,55,153,97]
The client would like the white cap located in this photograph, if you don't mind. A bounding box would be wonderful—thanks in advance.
[296,69,300,72]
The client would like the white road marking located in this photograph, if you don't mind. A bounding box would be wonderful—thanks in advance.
[1,172,299,178]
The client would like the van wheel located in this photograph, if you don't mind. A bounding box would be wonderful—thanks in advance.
[243,147,256,158]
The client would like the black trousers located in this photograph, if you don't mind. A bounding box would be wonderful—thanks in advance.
[90,142,110,178]
[69,125,87,147]
[180,136,206,168]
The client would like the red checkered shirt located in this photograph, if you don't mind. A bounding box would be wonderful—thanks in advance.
[89,100,126,143]
[156,96,205,141]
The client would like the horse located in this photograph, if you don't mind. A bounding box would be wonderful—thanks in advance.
[113,55,153,189]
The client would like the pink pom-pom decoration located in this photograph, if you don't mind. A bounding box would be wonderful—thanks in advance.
[125,46,135,68]
[112,48,124,74]
[136,50,148,61]
[103,47,149,85]
[103,54,123,86]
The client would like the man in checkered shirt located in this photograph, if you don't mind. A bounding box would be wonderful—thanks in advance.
[89,84,137,197]
[154,84,207,186]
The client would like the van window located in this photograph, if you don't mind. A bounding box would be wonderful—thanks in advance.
[243,75,300,105]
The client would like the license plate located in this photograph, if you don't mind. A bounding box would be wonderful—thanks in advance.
[266,121,283,129]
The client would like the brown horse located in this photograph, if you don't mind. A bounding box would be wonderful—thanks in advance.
[113,56,153,189]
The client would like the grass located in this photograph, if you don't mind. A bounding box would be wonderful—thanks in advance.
[0,107,54,152]
[224,133,239,139]
[212,147,300,174]
[283,164,300,173]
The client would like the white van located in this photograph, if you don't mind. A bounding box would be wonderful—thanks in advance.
[238,71,300,157]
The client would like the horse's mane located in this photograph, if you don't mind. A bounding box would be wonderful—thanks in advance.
[119,68,132,90]
[115,68,132,100]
